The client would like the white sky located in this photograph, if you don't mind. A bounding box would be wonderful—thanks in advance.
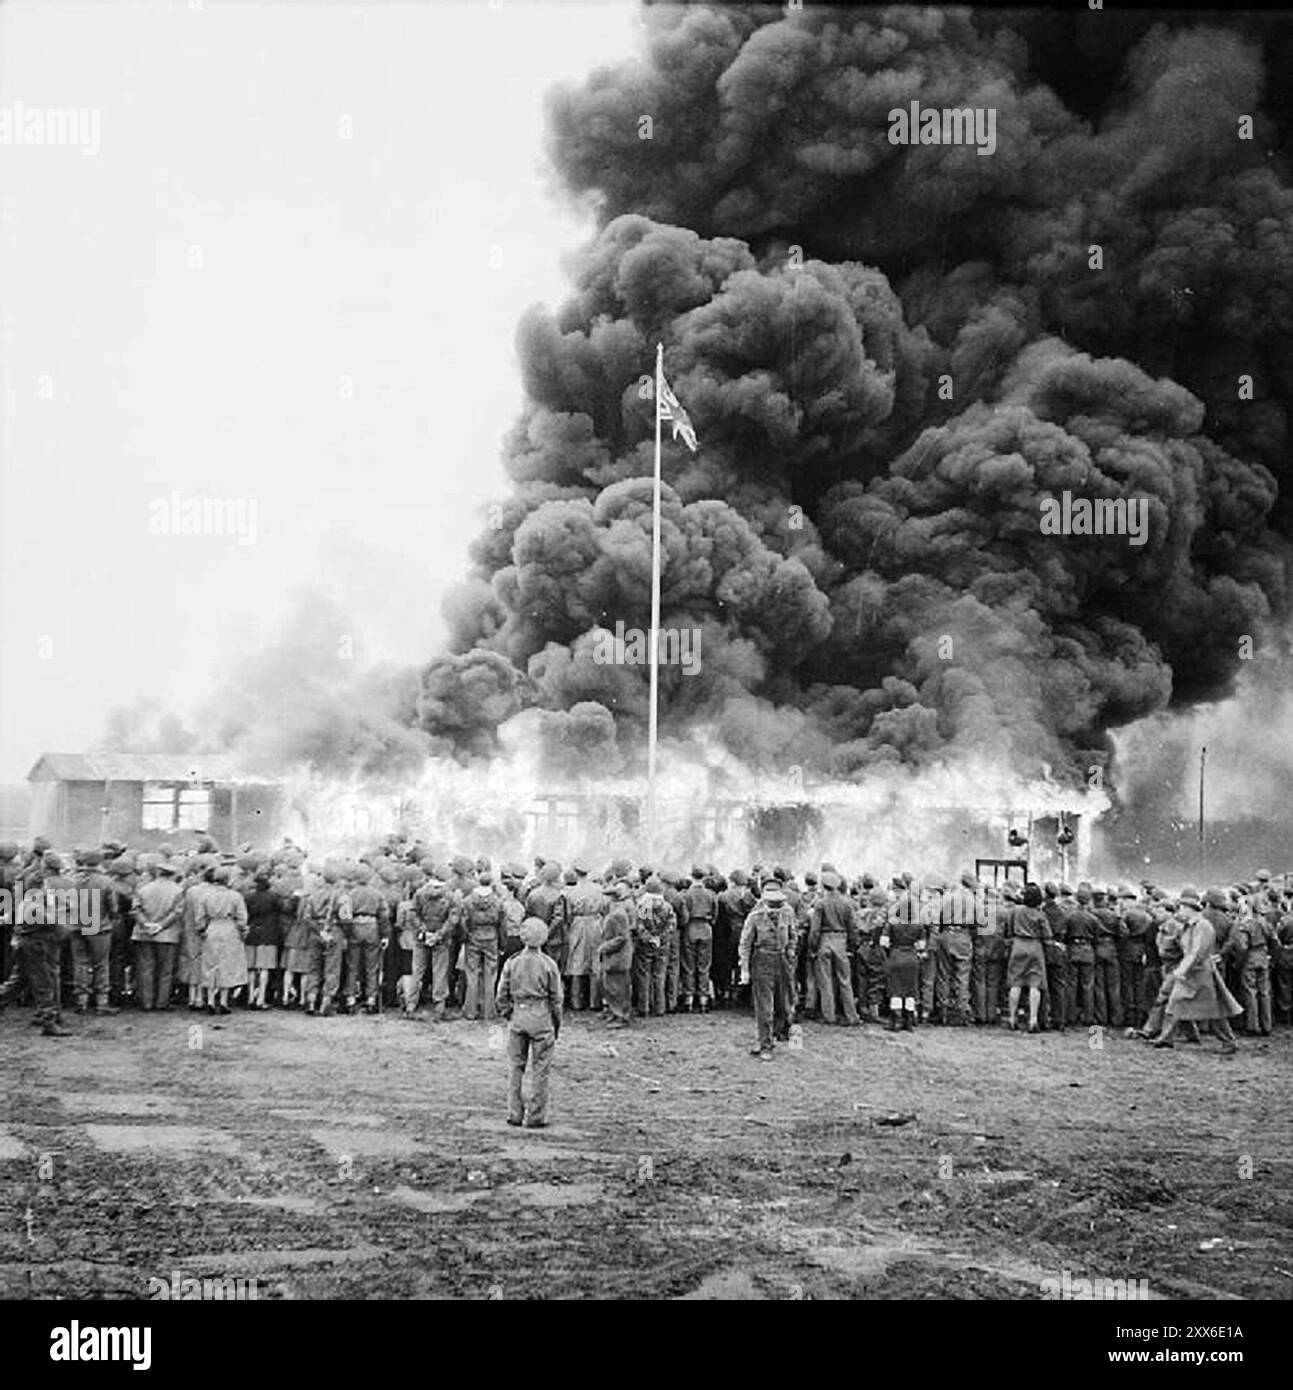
[0,0,642,780]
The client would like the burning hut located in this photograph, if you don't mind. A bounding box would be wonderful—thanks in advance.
[26,753,284,851]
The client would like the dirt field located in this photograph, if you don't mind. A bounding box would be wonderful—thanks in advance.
[2,1004,1290,1300]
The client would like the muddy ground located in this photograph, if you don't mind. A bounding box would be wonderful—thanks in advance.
[1,1003,1290,1300]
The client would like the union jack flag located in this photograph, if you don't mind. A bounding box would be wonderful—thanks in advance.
[657,371,698,453]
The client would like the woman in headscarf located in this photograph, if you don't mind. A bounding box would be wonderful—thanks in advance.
[197,866,249,1015]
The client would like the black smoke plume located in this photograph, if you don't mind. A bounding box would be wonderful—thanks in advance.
[417,5,1290,783]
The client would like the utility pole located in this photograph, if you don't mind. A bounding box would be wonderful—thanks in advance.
[1197,745,1207,876]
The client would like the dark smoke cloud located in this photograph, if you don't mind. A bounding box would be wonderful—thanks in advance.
[416,4,1291,782]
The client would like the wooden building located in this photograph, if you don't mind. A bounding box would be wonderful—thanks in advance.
[26,753,283,851]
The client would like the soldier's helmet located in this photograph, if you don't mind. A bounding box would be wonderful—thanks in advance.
[542,862,562,884]
[563,869,577,886]
[729,869,747,887]
[643,876,664,895]
[0,841,17,861]
[42,851,63,872]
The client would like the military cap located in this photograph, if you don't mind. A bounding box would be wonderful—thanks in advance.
[572,858,589,875]
[156,861,179,877]
[729,869,747,886]
[1042,880,1058,898]
[82,849,103,867]
[868,888,888,906]
[1075,882,1093,902]
[761,874,781,890]
[821,870,842,891]
[563,869,577,885]
[804,871,818,887]
[1178,886,1202,907]
[1205,886,1228,908]
[773,865,788,882]
[690,864,705,879]
[643,876,664,894]
[1059,882,1074,897]
[505,861,527,881]
[923,872,946,892]
[1118,885,1137,899]
[1256,869,1271,884]
[32,836,52,853]
[861,873,876,890]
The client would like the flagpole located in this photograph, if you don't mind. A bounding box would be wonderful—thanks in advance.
[648,342,663,858]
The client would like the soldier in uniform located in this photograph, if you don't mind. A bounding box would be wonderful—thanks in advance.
[69,850,117,1015]
[524,861,565,972]
[917,875,942,1023]
[716,870,755,1009]
[495,917,564,1128]
[855,886,889,1023]
[301,865,349,1016]
[559,861,605,1013]
[1064,884,1099,1026]
[936,872,976,1027]
[631,875,673,1017]
[6,852,73,1035]
[738,876,797,1060]
[663,873,687,1012]
[1274,890,1293,1025]
[344,864,389,1014]
[1091,887,1124,1027]
[680,865,718,1014]
[1231,890,1277,1036]
[971,884,1007,1025]
[497,864,527,971]
[1118,886,1151,1030]
[132,860,184,1011]
[460,871,506,1022]
[411,864,459,1020]
[1039,882,1068,1030]
[795,871,820,1016]
[809,871,860,1025]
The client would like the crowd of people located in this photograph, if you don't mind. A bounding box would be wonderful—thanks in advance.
[0,834,1288,1061]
